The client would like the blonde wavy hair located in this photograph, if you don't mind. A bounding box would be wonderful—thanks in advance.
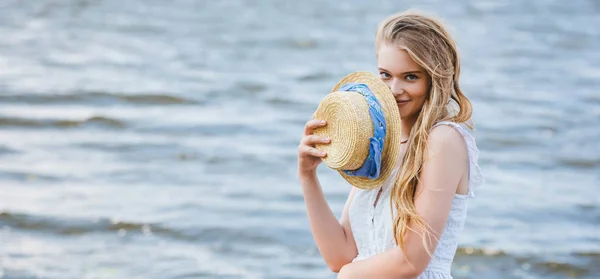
[375,11,473,260]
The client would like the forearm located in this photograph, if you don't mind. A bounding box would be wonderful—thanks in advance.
[338,247,419,279]
[300,171,356,270]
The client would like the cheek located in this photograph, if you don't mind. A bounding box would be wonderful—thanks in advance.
[407,81,429,99]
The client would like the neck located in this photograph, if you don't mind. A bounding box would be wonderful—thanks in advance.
[401,115,418,141]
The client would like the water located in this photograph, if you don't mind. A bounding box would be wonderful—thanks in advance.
[0,0,599,278]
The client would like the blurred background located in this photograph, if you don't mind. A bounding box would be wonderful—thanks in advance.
[0,0,598,278]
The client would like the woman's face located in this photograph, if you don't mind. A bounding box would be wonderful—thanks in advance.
[377,43,430,122]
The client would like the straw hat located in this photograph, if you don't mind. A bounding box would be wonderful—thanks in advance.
[313,72,402,190]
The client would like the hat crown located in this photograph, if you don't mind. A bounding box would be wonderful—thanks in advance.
[313,91,373,170]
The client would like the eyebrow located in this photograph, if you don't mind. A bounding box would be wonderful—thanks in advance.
[378,67,423,75]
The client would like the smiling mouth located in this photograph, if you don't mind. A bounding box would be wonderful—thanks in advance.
[396,100,409,104]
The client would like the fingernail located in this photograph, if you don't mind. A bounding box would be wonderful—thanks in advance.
[320,120,326,124]
[325,138,330,142]
[321,151,326,156]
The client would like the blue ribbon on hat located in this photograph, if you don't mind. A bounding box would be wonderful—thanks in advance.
[338,83,387,180]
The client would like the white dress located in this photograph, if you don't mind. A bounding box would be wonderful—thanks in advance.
[348,121,485,278]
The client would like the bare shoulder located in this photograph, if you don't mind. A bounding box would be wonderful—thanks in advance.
[417,124,469,194]
[426,124,468,161]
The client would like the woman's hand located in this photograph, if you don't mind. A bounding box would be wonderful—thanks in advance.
[337,264,349,278]
[297,119,330,175]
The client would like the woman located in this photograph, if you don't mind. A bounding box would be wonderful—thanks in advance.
[297,11,484,279]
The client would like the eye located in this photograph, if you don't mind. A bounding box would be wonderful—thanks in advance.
[379,72,391,79]
[405,74,419,81]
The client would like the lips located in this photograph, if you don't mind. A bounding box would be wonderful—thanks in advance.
[396,100,410,104]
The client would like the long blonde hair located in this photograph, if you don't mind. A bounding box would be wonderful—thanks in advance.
[375,11,473,260]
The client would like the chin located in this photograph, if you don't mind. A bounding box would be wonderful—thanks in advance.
[398,110,415,121]
[397,107,408,118]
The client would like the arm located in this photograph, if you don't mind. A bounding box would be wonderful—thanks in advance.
[337,125,468,279]
[301,172,358,272]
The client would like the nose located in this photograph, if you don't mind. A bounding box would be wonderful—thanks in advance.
[390,79,405,96]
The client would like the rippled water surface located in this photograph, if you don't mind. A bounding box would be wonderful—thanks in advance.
[1,0,599,278]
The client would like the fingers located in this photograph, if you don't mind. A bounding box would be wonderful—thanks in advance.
[302,135,331,146]
[304,119,327,136]
[299,118,330,159]
[299,145,327,158]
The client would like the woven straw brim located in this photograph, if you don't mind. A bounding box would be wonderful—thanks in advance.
[314,72,402,190]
